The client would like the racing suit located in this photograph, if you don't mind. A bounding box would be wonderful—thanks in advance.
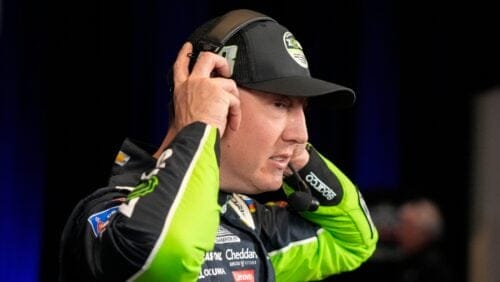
[59,122,378,281]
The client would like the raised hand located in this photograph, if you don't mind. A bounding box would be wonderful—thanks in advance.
[171,42,241,137]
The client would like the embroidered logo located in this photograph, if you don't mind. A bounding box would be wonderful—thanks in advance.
[88,206,119,237]
[283,31,308,68]
[305,171,337,200]
[215,225,241,244]
[114,151,130,166]
[127,176,159,200]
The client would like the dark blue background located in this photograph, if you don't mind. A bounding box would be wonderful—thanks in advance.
[2,0,498,281]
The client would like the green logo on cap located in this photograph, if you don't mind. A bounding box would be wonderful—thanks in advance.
[283,31,308,69]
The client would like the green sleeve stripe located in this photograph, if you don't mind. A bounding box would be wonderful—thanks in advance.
[131,125,220,281]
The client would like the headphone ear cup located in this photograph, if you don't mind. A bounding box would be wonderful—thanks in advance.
[288,191,313,212]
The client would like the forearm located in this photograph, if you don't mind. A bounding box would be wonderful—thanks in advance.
[296,146,377,247]
[277,145,378,280]
[118,122,221,281]
[63,122,222,281]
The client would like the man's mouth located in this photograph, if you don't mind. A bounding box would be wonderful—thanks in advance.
[269,155,291,170]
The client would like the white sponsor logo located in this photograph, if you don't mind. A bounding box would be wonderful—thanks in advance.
[119,149,172,218]
[141,149,172,180]
[215,225,241,244]
[204,251,223,261]
[305,171,337,200]
[225,248,258,260]
[229,259,257,267]
[198,267,227,279]
[216,235,241,244]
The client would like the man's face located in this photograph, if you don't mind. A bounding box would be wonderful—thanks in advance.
[220,88,308,194]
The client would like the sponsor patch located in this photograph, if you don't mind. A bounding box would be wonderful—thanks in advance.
[114,151,130,166]
[88,206,119,237]
[198,267,227,280]
[215,225,241,244]
[127,175,159,200]
[225,248,258,260]
[264,200,288,208]
[241,195,256,213]
[232,269,255,282]
[283,31,308,68]
[229,194,255,230]
[305,171,337,201]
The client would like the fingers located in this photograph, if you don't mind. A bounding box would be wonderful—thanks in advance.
[206,77,241,134]
[170,42,238,136]
[173,42,231,82]
[190,51,232,78]
[172,42,193,87]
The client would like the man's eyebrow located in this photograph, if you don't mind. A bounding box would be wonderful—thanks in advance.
[245,88,308,106]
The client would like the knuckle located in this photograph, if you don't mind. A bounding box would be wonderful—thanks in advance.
[228,79,237,89]
[198,51,214,61]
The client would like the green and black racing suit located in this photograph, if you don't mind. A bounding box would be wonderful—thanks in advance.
[60,122,378,281]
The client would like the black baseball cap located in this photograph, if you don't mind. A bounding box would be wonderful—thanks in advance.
[188,10,356,108]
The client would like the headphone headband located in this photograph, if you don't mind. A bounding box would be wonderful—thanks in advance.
[195,9,276,53]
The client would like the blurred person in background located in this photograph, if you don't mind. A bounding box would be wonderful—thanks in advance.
[331,197,453,282]
[394,198,452,282]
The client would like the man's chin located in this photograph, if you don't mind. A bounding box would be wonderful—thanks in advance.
[248,186,282,196]
[255,180,283,194]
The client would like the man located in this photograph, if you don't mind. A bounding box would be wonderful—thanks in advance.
[60,9,377,281]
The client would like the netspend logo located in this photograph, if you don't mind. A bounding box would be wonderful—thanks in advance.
[305,171,337,200]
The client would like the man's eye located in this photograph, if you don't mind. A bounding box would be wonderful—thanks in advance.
[274,101,289,108]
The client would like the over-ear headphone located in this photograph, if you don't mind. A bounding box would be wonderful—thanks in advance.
[168,9,274,120]
[287,164,320,212]
[187,9,274,72]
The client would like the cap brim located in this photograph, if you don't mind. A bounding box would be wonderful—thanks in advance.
[239,76,356,108]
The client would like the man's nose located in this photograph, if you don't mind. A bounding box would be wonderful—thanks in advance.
[282,108,308,144]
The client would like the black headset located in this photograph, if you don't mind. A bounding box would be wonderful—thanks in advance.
[187,9,274,72]
[168,9,273,120]
[171,9,319,212]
